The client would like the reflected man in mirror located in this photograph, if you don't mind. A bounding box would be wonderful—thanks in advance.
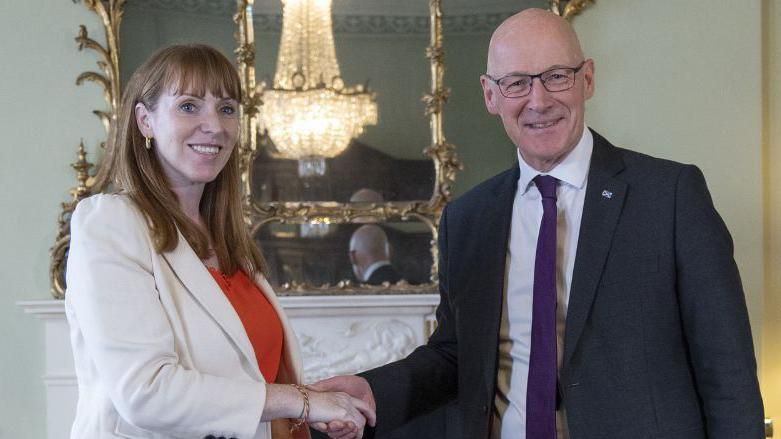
[312,7,764,439]
[350,188,384,204]
[349,225,403,286]
[350,188,384,224]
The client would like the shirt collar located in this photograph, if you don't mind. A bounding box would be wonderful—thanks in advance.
[516,125,593,194]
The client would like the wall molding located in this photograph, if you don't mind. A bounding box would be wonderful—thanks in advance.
[127,1,512,34]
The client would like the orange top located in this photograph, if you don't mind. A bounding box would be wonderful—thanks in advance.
[208,268,283,383]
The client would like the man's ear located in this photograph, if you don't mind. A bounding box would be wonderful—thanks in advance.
[135,102,153,137]
[582,58,595,100]
[480,75,500,115]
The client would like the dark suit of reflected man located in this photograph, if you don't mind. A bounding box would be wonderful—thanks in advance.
[312,8,764,439]
[366,265,402,286]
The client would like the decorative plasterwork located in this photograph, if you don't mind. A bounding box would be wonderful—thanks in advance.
[126,0,595,34]
[255,13,516,35]
[127,0,552,17]
[299,319,418,382]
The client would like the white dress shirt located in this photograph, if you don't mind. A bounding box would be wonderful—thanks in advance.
[493,127,593,439]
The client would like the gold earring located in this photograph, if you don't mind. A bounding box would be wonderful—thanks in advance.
[144,136,152,150]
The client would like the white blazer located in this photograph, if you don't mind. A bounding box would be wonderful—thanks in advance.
[65,194,307,439]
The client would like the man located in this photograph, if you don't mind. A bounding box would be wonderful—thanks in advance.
[350,188,385,204]
[350,188,384,224]
[349,224,403,285]
[314,8,764,438]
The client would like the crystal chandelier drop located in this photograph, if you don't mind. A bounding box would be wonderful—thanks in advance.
[259,0,378,177]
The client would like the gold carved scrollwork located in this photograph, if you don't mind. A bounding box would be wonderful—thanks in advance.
[54,0,595,297]
[550,0,596,20]
[51,0,124,297]
[50,143,95,298]
[73,0,123,148]
[234,0,261,198]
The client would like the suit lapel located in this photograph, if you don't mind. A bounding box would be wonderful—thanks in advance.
[479,167,519,306]
[161,232,263,381]
[464,167,518,389]
[563,131,627,367]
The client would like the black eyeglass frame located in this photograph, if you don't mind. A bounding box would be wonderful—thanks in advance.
[484,60,587,98]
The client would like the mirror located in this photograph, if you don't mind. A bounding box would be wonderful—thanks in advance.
[120,2,238,86]
[52,0,595,297]
[251,0,435,203]
[255,218,434,292]
[240,0,454,292]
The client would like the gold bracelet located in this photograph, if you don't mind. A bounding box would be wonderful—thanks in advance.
[289,384,310,433]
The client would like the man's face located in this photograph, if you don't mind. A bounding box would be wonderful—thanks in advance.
[481,26,594,172]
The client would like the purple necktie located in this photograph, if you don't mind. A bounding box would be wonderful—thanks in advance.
[526,175,558,439]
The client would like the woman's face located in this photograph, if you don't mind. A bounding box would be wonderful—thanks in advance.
[136,88,239,190]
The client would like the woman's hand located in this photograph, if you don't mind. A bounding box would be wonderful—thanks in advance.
[307,389,375,439]
[261,384,375,439]
[308,376,377,439]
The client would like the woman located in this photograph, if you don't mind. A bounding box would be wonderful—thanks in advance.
[65,44,372,439]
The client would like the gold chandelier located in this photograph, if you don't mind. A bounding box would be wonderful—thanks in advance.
[259,0,378,177]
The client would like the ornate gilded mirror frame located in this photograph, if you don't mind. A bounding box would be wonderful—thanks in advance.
[51,0,595,298]
[239,0,456,294]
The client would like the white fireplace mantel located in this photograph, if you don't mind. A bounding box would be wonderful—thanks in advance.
[19,294,439,439]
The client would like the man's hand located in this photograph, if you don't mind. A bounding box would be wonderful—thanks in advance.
[307,389,374,439]
[308,376,377,437]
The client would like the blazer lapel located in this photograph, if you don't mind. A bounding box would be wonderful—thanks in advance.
[563,131,627,367]
[161,232,262,381]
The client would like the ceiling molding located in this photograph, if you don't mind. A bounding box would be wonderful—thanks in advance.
[253,13,515,35]
[129,0,543,16]
[127,0,530,34]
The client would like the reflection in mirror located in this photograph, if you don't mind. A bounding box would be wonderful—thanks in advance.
[252,0,435,203]
[252,142,435,203]
[256,0,378,182]
[255,219,434,289]
[120,2,238,87]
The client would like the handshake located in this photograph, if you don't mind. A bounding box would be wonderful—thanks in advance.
[300,375,377,439]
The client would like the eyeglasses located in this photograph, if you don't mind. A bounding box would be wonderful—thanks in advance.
[484,61,586,98]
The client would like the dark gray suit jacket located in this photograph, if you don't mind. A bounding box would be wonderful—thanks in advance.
[367,265,403,286]
[362,130,764,438]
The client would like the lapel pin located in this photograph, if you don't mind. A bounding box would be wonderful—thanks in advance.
[601,190,613,199]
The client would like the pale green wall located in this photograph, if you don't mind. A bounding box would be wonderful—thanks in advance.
[575,0,765,356]
[445,2,765,363]
[0,1,105,438]
[446,0,765,356]
[0,1,768,437]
